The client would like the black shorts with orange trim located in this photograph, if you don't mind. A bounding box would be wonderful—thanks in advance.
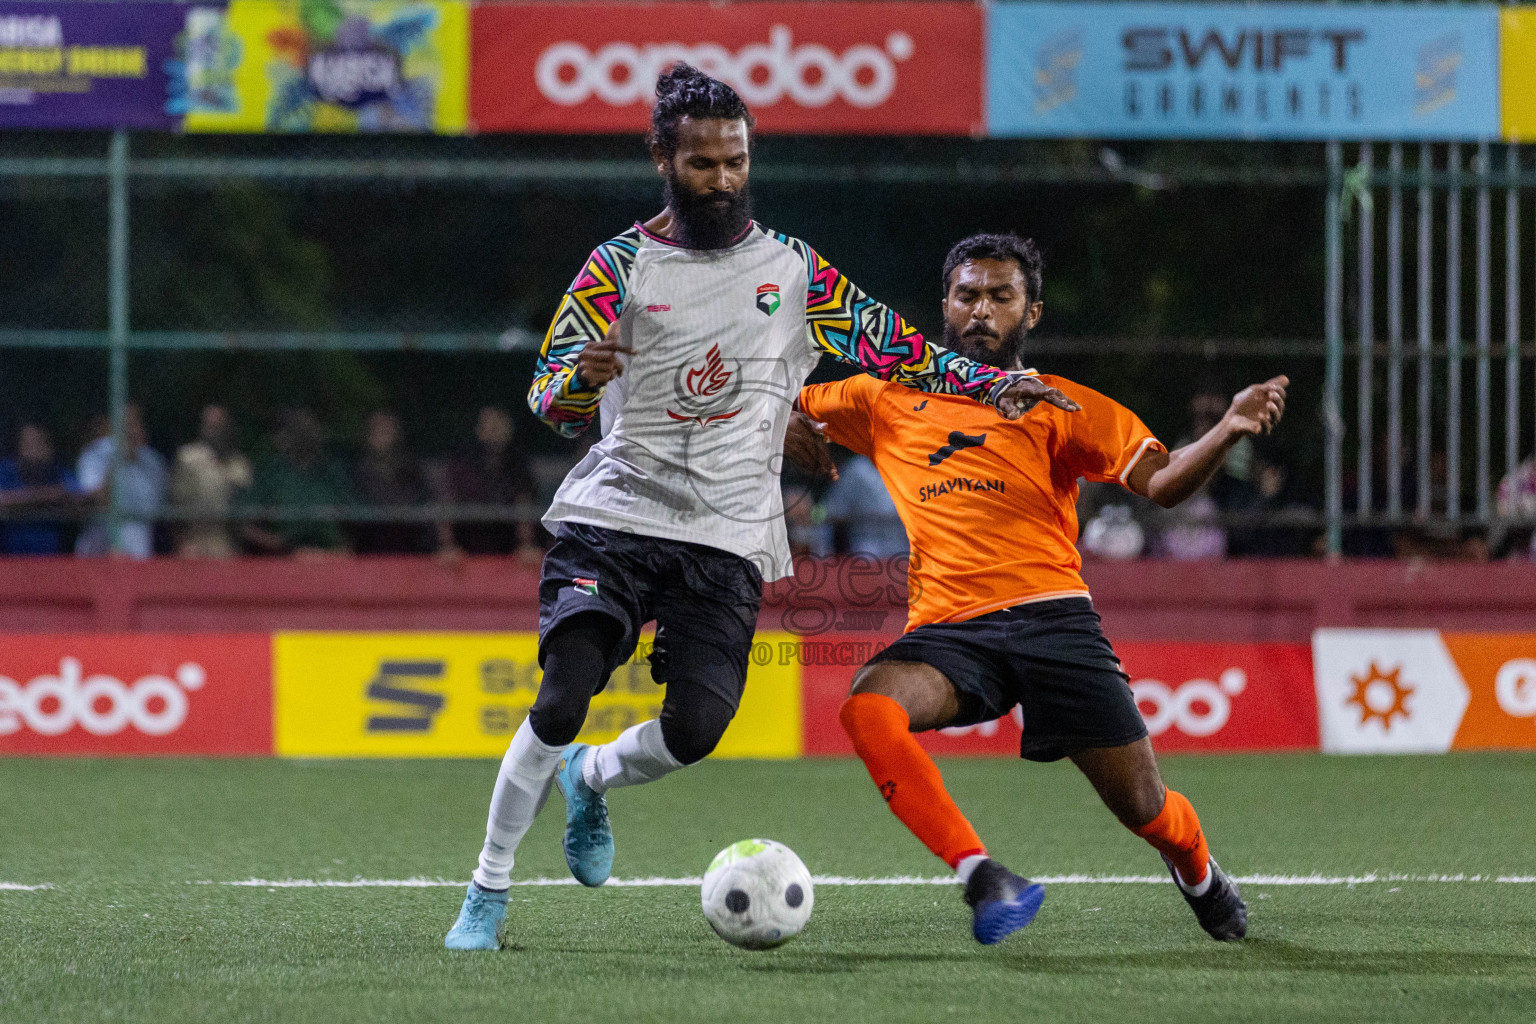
[865,597,1148,762]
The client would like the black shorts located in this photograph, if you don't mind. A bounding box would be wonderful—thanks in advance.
[866,597,1148,762]
[538,522,764,709]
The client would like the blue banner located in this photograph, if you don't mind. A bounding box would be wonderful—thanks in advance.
[987,2,1500,140]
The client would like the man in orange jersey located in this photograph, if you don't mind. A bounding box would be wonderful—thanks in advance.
[790,233,1286,945]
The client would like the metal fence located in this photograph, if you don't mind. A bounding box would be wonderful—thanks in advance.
[1324,141,1536,555]
[1,130,1531,555]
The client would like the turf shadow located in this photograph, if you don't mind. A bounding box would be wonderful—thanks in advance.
[736,951,979,974]
[1000,939,1536,978]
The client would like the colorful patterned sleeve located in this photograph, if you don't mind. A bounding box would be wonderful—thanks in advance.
[526,230,640,437]
[767,230,1015,404]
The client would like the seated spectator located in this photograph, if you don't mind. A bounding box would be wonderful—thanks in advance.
[351,409,435,555]
[1390,451,1488,561]
[239,408,352,557]
[441,406,539,558]
[171,404,252,558]
[1494,454,1536,560]
[0,423,80,555]
[783,484,832,558]
[75,405,167,559]
[823,454,907,559]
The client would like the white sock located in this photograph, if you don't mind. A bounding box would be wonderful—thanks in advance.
[472,718,565,891]
[1176,861,1215,897]
[582,719,684,794]
[955,854,988,885]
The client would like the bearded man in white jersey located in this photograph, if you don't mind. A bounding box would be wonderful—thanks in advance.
[445,64,1075,950]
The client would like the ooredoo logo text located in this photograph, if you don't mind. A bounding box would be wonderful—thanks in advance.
[535,26,914,109]
[0,657,206,737]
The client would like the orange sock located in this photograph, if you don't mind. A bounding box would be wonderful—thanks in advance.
[839,693,986,869]
[1132,788,1209,887]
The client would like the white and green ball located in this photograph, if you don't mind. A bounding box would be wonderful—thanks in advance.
[701,838,814,949]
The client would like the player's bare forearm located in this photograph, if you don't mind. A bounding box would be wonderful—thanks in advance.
[1129,376,1288,508]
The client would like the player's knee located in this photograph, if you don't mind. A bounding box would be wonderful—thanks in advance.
[1115,780,1167,831]
[527,699,586,747]
[659,694,735,766]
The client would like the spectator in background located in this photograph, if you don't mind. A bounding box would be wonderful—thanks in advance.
[0,423,79,555]
[239,408,352,557]
[75,405,167,559]
[351,409,436,555]
[783,484,832,558]
[823,453,907,559]
[1494,453,1536,560]
[441,406,539,559]
[171,404,252,558]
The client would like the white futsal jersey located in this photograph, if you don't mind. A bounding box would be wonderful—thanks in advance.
[529,221,1016,581]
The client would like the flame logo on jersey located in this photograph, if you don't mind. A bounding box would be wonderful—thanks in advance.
[668,344,744,427]
[684,345,732,399]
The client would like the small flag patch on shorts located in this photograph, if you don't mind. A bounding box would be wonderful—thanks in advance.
[573,577,599,596]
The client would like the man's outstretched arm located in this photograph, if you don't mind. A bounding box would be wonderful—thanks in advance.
[775,233,1078,419]
[527,235,638,437]
[1127,376,1289,509]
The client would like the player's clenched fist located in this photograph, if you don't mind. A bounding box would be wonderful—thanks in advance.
[574,320,635,388]
[1225,375,1289,436]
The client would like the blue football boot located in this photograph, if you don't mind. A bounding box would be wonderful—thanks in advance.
[444,884,507,950]
[964,859,1046,945]
[554,743,614,887]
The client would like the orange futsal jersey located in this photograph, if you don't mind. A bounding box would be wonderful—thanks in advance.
[797,373,1165,632]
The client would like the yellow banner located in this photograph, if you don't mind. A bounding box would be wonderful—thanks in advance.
[183,0,468,134]
[1504,9,1536,141]
[274,631,802,758]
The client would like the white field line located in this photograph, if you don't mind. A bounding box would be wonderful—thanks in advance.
[8,874,1536,893]
[200,872,1536,889]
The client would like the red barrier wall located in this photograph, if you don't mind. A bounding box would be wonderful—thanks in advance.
[0,557,1533,639]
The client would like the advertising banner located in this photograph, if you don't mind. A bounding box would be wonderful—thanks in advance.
[470,2,983,135]
[183,0,468,134]
[802,638,1316,756]
[0,634,272,755]
[1502,8,1536,142]
[1314,629,1536,754]
[274,631,801,758]
[987,2,1501,140]
[0,3,192,129]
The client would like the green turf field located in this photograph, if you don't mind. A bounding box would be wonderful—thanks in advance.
[3,753,1534,1023]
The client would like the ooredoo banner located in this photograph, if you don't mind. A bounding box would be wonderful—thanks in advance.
[0,634,272,755]
[274,630,801,758]
[987,2,1501,140]
[1313,629,1536,753]
[470,2,983,135]
[802,638,1316,756]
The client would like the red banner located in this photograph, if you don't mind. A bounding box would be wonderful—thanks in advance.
[0,634,272,755]
[470,2,983,135]
[803,638,1317,756]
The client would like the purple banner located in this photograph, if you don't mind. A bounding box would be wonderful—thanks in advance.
[0,3,193,129]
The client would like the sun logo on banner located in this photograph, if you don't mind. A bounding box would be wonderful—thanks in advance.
[1346,661,1415,729]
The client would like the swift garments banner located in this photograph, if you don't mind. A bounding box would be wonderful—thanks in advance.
[470,2,983,135]
[987,2,1501,140]
[274,630,802,758]
[0,634,272,755]
[801,639,1317,755]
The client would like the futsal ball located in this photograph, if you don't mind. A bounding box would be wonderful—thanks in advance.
[701,838,814,949]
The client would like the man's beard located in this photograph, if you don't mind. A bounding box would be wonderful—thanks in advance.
[942,319,1030,370]
[664,172,753,251]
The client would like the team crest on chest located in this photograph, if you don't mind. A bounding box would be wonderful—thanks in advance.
[755,282,780,316]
